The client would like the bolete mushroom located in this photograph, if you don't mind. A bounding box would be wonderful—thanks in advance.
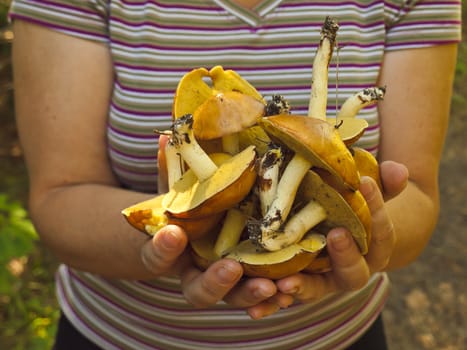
[192,90,266,154]
[327,86,386,146]
[123,16,385,280]
[172,65,264,121]
[124,114,258,241]
[122,194,225,240]
[351,147,383,191]
[259,114,360,191]
[227,233,326,279]
[191,229,327,280]
[161,114,258,220]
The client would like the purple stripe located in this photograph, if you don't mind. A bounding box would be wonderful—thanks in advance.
[110,15,384,32]
[364,123,380,132]
[114,79,174,95]
[108,123,159,139]
[57,273,123,349]
[332,292,388,349]
[70,270,214,314]
[69,271,254,330]
[117,0,221,11]
[110,101,170,117]
[387,39,461,48]
[281,0,382,10]
[113,81,382,95]
[68,269,385,345]
[64,271,186,348]
[21,0,106,17]
[108,145,156,160]
[9,13,107,41]
[296,276,387,348]
[111,38,385,51]
[391,19,462,28]
[383,0,461,15]
[115,61,381,74]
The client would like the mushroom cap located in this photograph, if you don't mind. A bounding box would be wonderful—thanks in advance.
[172,67,211,119]
[193,91,265,140]
[162,145,257,218]
[297,170,369,254]
[260,114,360,190]
[227,233,326,279]
[191,231,326,279]
[172,65,265,121]
[351,147,382,191]
[326,117,368,146]
[121,194,225,239]
[209,65,265,103]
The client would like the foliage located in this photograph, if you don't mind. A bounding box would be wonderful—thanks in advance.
[0,194,59,350]
[0,193,37,292]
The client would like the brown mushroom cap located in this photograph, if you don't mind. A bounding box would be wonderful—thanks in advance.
[121,195,225,239]
[227,233,326,279]
[297,170,369,254]
[191,231,326,279]
[351,147,382,191]
[259,114,360,190]
[326,117,369,147]
[192,91,265,140]
[172,65,265,121]
[162,145,257,219]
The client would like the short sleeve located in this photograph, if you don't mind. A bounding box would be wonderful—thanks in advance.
[384,0,462,51]
[9,0,109,43]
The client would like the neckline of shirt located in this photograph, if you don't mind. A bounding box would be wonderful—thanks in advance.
[212,0,284,27]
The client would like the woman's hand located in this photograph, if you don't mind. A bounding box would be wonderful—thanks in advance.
[140,224,293,319]
[266,161,409,304]
[155,132,410,317]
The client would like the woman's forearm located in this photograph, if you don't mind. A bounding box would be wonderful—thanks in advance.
[385,180,439,270]
[30,183,156,279]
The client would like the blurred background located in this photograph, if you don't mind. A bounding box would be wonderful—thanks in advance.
[0,2,465,349]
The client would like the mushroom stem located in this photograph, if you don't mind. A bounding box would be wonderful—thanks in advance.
[337,87,386,119]
[222,133,240,155]
[257,144,284,216]
[260,200,327,252]
[172,114,218,182]
[308,16,339,121]
[214,192,258,257]
[213,208,247,258]
[258,153,312,248]
[165,140,185,189]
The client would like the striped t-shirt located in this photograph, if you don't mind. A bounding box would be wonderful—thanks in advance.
[10,1,461,349]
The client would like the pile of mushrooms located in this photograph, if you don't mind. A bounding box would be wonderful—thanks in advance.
[122,17,385,279]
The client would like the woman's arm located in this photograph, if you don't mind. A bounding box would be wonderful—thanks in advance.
[13,20,289,315]
[12,20,159,279]
[377,43,458,269]
[274,43,458,302]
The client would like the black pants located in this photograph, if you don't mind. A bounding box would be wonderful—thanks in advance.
[53,312,388,350]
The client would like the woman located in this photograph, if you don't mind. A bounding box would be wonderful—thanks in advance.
[10,0,461,349]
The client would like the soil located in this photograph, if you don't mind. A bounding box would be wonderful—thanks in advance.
[1,20,466,350]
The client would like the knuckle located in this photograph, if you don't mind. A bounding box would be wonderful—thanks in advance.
[373,223,396,251]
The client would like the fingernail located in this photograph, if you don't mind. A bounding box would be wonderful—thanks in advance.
[160,230,180,250]
[359,176,374,197]
[284,287,298,295]
[330,229,352,251]
[216,264,241,284]
[253,286,275,299]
